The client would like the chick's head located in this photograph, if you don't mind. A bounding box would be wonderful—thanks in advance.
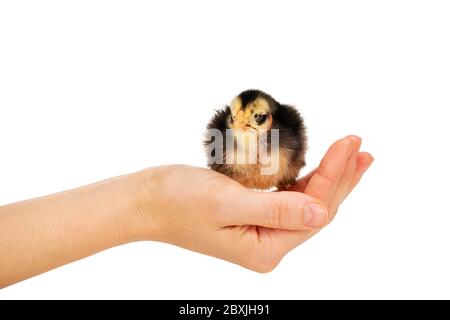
[229,90,277,132]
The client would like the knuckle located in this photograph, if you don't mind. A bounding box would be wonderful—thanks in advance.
[316,166,338,185]
[265,196,290,229]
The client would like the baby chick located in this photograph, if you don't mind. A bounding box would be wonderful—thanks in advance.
[205,89,306,190]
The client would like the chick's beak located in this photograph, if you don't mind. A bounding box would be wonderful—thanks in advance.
[232,110,252,131]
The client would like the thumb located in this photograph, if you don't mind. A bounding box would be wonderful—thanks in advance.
[227,190,329,230]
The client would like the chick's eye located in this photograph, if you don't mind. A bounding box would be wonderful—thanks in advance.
[255,114,267,124]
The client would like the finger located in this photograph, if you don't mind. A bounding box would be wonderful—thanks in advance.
[347,152,374,194]
[291,150,373,247]
[331,136,362,210]
[287,169,317,193]
[304,137,353,204]
[285,137,356,246]
[224,190,329,231]
[271,145,372,253]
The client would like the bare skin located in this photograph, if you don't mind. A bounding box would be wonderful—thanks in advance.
[0,136,373,288]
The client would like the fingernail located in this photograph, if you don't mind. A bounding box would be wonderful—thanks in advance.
[304,203,328,227]
[347,135,361,142]
[342,138,353,156]
[347,135,361,152]
[365,155,375,170]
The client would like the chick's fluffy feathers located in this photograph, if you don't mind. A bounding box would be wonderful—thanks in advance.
[205,90,307,190]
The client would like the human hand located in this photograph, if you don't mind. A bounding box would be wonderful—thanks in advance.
[0,135,372,287]
[133,136,373,272]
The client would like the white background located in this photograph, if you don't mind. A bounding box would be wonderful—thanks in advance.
[1,1,449,299]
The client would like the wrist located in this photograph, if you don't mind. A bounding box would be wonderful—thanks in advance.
[124,166,167,243]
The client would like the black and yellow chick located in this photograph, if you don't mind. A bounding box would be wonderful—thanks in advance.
[205,89,307,190]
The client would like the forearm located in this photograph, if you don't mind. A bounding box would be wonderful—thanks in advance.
[0,171,146,288]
